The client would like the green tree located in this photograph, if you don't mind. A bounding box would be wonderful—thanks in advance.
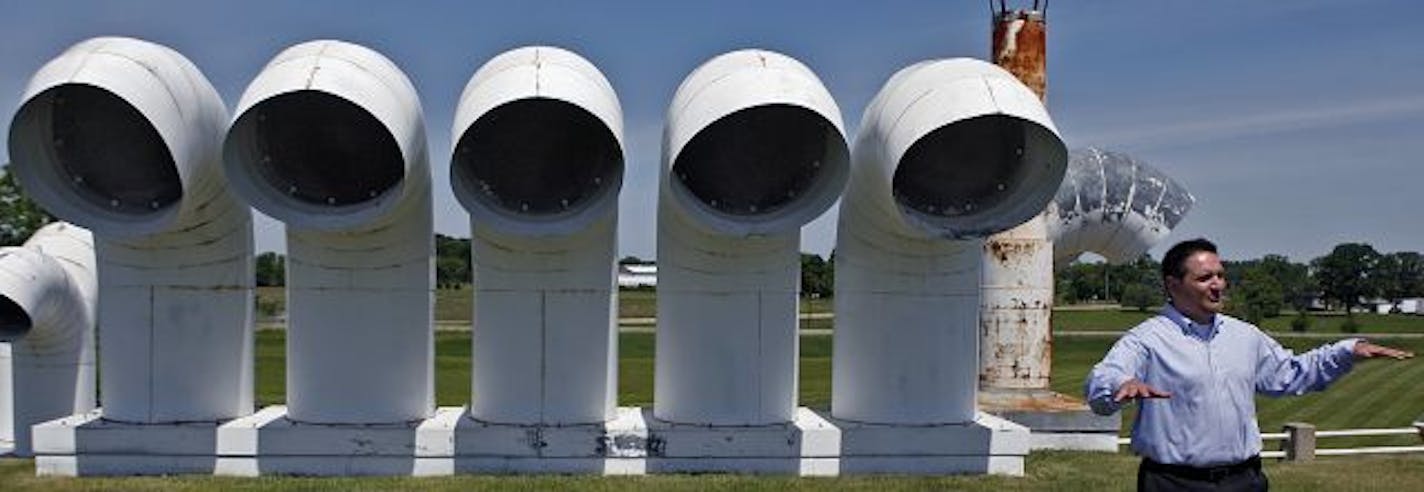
[1228,267,1284,323]
[435,234,472,288]
[1255,254,1315,312]
[1311,243,1381,322]
[800,253,833,298]
[255,252,286,287]
[1373,251,1424,310]
[0,165,54,246]
[1120,283,1158,312]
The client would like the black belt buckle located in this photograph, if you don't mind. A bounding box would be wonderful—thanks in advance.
[1206,466,1233,481]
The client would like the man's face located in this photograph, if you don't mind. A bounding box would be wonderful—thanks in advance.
[1165,251,1226,319]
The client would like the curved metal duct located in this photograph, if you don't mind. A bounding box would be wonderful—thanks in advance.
[1047,147,1195,266]
[654,49,849,425]
[224,40,432,424]
[8,37,253,423]
[450,46,624,425]
[833,58,1067,424]
[0,223,95,456]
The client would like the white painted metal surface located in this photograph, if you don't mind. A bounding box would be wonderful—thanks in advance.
[654,49,849,425]
[0,223,95,456]
[8,37,253,423]
[224,40,432,424]
[1048,147,1195,266]
[833,58,1067,424]
[450,46,624,425]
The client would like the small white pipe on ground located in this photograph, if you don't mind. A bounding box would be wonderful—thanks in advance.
[8,37,254,423]
[451,46,624,425]
[0,223,95,456]
[654,49,849,425]
[833,58,1067,424]
[225,40,433,424]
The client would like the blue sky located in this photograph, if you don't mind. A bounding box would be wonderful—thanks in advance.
[3,0,1422,263]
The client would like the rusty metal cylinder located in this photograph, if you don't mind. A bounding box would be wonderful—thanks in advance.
[980,8,1054,392]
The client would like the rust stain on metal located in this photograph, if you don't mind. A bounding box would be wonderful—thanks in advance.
[992,10,1047,102]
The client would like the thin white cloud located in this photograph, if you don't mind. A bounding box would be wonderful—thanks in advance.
[1070,94,1424,150]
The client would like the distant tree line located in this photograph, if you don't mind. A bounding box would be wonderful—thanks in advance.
[1056,243,1424,332]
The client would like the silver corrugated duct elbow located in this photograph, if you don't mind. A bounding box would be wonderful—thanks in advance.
[224,40,432,424]
[1048,147,1195,266]
[451,46,624,425]
[833,58,1067,424]
[654,49,849,425]
[8,37,253,424]
[0,223,95,456]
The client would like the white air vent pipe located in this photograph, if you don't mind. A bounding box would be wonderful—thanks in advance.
[1048,147,1195,266]
[0,222,95,456]
[8,37,253,423]
[832,58,1067,424]
[654,49,849,425]
[224,40,432,424]
[450,46,624,425]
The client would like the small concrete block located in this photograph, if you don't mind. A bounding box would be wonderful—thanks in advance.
[833,411,1029,476]
[645,407,841,459]
[33,454,219,476]
[840,455,1024,475]
[453,406,648,459]
[31,409,219,456]
[1029,432,1119,452]
[214,406,455,458]
[454,457,645,475]
[647,457,838,476]
[833,411,1029,457]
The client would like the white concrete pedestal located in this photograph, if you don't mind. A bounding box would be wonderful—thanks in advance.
[31,409,224,476]
[646,407,840,476]
[833,411,1030,476]
[30,407,1030,477]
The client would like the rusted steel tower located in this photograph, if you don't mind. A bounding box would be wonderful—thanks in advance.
[979,0,1119,450]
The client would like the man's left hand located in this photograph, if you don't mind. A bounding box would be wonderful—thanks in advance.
[1353,341,1415,360]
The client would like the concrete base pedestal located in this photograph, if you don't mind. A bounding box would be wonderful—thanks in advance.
[646,407,839,476]
[979,389,1119,452]
[833,411,1030,475]
[31,406,1035,476]
[32,409,225,476]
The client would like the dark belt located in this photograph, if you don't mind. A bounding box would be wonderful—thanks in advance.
[1142,455,1261,482]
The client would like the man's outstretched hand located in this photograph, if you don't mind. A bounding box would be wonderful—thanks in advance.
[1115,378,1171,402]
[1353,341,1415,360]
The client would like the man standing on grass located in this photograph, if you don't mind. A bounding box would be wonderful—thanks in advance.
[1085,238,1414,491]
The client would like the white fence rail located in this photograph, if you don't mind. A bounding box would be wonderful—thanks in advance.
[1118,422,1424,461]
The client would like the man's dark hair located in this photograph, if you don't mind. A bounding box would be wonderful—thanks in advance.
[1161,238,1218,279]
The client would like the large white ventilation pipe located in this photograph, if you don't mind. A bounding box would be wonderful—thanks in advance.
[832,58,1067,424]
[8,37,253,423]
[1048,147,1195,266]
[450,46,624,425]
[654,50,849,425]
[0,222,95,456]
[224,40,433,424]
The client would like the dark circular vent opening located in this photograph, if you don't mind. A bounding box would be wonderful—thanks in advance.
[893,115,1033,218]
[244,91,404,207]
[452,98,621,216]
[673,104,838,216]
[45,85,180,215]
[0,294,33,341]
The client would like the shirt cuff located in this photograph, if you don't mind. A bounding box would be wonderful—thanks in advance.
[1334,338,1362,363]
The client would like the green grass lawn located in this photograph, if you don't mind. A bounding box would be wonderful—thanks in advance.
[6,329,1422,489]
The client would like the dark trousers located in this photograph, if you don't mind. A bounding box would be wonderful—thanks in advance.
[1138,456,1268,491]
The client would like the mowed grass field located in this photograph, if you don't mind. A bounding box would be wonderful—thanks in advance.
[54,289,1410,489]
[5,331,1421,490]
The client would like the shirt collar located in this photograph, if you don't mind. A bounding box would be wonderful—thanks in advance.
[1162,303,1221,339]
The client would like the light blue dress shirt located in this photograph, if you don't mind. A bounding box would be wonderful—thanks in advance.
[1085,305,1359,467]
